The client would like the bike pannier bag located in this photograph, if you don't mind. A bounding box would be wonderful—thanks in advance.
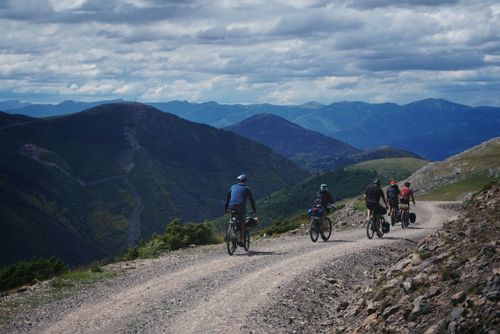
[245,217,259,228]
[382,221,390,233]
[409,212,416,223]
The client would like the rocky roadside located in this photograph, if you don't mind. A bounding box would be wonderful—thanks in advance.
[248,242,416,334]
[254,183,499,334]
[339,182,500,333]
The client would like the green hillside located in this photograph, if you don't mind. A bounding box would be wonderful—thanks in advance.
[346,157,429,185]
[408,137,500,198]
[417,175,498,201]
[0,103,308,266]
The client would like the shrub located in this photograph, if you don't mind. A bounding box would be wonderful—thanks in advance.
[258,217,302,236]
[122,220,219,260]
[0,257,67,292]
[441,268,461,282]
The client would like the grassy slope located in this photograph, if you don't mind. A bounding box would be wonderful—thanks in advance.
[417,175,499,201]
[410,138,500,201]
[346,157,429,184]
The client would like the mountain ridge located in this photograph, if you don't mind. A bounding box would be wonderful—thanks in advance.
[4,98,500,160]
[225,113,421,171]
[0,102,308,266]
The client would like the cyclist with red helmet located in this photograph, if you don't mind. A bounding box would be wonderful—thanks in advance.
[400,181,416,206]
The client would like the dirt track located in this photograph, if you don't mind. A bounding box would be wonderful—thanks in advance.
[2,201,456,334]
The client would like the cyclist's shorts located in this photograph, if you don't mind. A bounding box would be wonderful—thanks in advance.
[229,204,245,224]
[400,199,410,205]
[388,199,398,208]
[366,202,387,215]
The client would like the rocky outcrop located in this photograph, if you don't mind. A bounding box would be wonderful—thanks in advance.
[407,137,500,194]
[341,182,499,333]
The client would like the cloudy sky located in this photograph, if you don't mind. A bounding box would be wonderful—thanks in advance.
[0,0,499,106]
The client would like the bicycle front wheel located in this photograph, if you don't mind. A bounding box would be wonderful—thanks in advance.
[321,217,332,241]
[366,218,375,239]
[244,229,250,251]
[309,219,319,242]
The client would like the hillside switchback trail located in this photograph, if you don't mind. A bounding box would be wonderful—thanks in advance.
[7,201,455,334]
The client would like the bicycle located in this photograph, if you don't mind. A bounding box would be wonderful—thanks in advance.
[400,203,410,228]
[366,210,386,239]
[308,205,333,242]
[226,211,255,255]
[388,203,398,225]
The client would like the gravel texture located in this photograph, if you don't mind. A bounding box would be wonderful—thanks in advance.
[0,201,454,334]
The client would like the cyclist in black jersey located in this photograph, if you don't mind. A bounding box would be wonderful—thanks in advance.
[364,179,388,230]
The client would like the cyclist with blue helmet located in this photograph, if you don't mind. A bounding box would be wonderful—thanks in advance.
[224,174,256,246]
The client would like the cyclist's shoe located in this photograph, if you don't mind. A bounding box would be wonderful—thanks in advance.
[238,241,244,247]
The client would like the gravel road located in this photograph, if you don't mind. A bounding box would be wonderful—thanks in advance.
[1,201,456,334]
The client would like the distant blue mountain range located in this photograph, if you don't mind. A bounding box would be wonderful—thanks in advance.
[2,98,499,160]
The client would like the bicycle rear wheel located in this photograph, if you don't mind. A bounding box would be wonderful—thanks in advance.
[400,209,406,229]
[321,217,332,241]
[226,225,237,256]
[366,218,375,239]
[309,219,319,242]
[377,217,385,238]
[390,210,397,226]
[243,229,250,251]
[403,211,410,228]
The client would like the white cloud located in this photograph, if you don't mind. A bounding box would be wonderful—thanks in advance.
[0,0,498,106]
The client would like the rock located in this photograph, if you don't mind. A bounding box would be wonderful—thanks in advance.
[435,251,450,261]
[451,291,466,305]
[362,313,378,328]
[385,278,401,288]
[381,305,400,319]
[337,301,349,311]
[366,301,379,315]
[392,258,412,272]
[425,286,442,299]
[412,272,429,287]
[402,280,412,292]
[323,276,337,284]
[409,253,422,266]
[447,308,465,333]
[16,286,28,293]
[486,291,500,301]
[418,259,435,271]
[411,296,425,315]
[423,322,441,334]
[451,307,464,322]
